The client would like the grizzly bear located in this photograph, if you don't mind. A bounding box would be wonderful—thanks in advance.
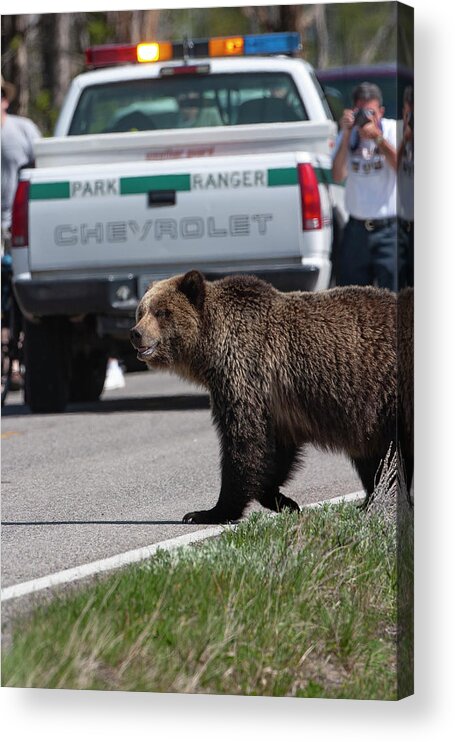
[130,271,412,524]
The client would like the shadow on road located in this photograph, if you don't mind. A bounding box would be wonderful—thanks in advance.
[2,519,187,526]
[1,393,210,418]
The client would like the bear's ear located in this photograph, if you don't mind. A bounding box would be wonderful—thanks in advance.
[178,270,205,312]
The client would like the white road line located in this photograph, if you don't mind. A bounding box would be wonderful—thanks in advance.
[1,490,365,602]
[305,490,365,507]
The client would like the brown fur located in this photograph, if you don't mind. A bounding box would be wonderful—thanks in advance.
[131,271,413,524]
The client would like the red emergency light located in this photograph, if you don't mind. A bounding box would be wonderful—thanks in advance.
[85,42,172,68]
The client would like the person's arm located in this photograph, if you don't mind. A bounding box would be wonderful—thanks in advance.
[332,109,355,184]
[361,120,397,172]
[22,118,41,167]
[375,134,397,171]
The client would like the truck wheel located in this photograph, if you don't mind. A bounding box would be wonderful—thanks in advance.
[70,349,108,403]
[24,317,71,413]
[122,347,148,373]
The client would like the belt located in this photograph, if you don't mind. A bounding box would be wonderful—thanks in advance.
[399,217,413,232]
[351,216,396,232]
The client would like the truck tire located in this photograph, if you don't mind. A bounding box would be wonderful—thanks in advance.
[24,317,71,413]
[122,347,148,373]
[70,349,108,403]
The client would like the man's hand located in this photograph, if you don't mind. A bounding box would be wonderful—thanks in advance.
[359,117,382,140]
[340,108,355,132]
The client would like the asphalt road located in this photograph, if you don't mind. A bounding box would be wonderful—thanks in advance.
[1,369,362,596]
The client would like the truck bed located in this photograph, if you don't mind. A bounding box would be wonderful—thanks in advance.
[35,120,336,168]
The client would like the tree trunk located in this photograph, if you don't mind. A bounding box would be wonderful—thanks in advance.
[14,15,32,116]
[54,13,73,109]
[315,4,329,69]
[143,10,160,40]
[130,10,142,44]
[360,6,397,64]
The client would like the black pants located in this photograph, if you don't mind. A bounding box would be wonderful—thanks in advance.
[337,217,404,291]
[399,218,414,288]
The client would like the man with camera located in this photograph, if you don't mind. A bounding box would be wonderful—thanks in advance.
[332,82,400,290]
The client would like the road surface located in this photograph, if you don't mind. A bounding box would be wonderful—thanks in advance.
[1,369,362,629]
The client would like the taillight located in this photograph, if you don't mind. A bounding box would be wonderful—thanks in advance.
[298,163,322,230]
[11,180,30,247]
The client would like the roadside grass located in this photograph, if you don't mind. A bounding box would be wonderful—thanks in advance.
[2,503,406,699]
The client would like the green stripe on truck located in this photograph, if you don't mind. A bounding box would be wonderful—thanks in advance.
[314,166,335,185]
[29,182,70,200]
[268,166,333,186]
[120,174,191,194]
[267,167,298,186]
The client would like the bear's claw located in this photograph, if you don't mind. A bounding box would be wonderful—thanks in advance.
[182,509,238,525]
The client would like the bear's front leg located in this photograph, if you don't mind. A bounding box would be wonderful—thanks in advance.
[182,404,271,524]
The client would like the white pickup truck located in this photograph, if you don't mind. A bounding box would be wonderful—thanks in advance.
[11,32,345,412]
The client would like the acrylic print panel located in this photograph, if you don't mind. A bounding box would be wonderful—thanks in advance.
[1,1,413,701]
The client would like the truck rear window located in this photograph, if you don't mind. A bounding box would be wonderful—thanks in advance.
[68,72,308,135]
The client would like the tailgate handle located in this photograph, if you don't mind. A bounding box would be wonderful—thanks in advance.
[148,190,176,207]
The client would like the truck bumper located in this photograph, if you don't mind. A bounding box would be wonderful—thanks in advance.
[13,265,320,319]
[204,266,320,292]
[13,274,139,318]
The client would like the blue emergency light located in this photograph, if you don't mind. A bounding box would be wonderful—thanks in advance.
[244,32,301,56]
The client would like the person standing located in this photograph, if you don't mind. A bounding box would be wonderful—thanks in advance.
[332,82,401,291]
[1,76,41,245]
[1,76,41,391]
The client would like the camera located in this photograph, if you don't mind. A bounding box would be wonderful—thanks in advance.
[353,107,375,128]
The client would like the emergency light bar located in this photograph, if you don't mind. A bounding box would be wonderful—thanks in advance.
[85,32,301,68]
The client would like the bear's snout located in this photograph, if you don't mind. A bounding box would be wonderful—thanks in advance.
[130,326,142,348]
[130,324,161,362]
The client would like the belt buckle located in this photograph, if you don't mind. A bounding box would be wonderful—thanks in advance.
[364,219,375,232]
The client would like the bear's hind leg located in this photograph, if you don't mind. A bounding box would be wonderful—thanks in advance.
[258,490,301,513]
[258,442,301,514]
[353,454,385,510]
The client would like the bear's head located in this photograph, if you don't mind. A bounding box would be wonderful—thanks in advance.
[130,270,206,369]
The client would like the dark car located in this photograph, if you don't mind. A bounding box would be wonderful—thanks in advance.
[316,63,413,122]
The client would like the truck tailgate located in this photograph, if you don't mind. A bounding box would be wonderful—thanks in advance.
[27,151,308,274]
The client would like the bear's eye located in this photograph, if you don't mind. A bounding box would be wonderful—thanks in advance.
[153,308,169,320]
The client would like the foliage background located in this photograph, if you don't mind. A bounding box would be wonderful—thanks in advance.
[1,2,413,135]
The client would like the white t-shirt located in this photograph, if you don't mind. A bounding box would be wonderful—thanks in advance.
[333,117,397,220]
[1,114,41,231]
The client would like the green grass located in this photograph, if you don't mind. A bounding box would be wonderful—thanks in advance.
[2,504,409,699]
